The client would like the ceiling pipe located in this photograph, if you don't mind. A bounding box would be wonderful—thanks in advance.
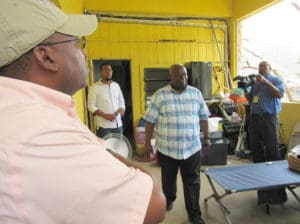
[84,11,230,88]
[84,11,227,22]
[83,10,227,29]
[96,16,227,30]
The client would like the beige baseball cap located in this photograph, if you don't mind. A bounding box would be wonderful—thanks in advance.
[0,0,98,67]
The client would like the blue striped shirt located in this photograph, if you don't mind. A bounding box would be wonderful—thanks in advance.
[144,85,209,159]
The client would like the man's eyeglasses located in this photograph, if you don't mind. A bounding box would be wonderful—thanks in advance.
[38,36,86,49]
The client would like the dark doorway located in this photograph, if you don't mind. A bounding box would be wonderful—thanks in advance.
[89,60,133,142]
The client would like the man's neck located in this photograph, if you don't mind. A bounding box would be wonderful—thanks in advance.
[171,84,186,94]
[101,79,112,84]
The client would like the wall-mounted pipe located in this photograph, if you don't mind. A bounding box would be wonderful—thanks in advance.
[85,11,231,90]
[97,16,227,30]
[210,19,232,89]
[84,10,227,29]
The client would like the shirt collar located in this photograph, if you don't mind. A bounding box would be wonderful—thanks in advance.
[169,84,189,93]
[265,73,271,79]
[0,76,77,117]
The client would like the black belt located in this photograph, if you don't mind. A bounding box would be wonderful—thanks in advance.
[251,113,275,117]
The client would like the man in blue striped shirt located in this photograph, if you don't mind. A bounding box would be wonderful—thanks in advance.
[144,64,210,224]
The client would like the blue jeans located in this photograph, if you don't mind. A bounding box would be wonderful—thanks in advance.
[96,127,123,138]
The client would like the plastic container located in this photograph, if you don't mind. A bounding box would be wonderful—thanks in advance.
[134,127,145,144]
[135,140,157,160]
[201,138,229,165]
[229,95,248,104]
[222,121,241,135]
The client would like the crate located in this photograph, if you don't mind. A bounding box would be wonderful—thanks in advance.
[222,122,241,135]
[201,138,229,165]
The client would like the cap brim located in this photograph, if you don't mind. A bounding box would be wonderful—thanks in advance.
[56,14,98,36]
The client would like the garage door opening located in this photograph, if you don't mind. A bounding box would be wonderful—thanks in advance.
[238,0,300,102]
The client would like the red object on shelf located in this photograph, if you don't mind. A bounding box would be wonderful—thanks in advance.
[229,95,248,103]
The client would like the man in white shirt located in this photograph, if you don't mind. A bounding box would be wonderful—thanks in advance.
[88,63,126,137]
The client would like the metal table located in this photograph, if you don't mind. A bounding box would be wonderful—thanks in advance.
[202,160,300,224]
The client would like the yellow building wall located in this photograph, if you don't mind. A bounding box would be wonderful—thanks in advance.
[84,0,233,18]
[88,21,226,127]
[280,103,300,145]
[57,0,83,13]
[53,0,299,143]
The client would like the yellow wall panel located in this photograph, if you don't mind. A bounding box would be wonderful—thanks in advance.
[280,103,300,144]
[88,21,227,128]
[164,43,175,63]
[57,0,83,13]
[189,43,197,62]
[189,28,198,41]
[84,0,233,18]
[119,43,130,59]
[155,43,165,64]
[164,26,174,40]
[150,25,159,41]
[56,0,298,141]
[138,25,150,40]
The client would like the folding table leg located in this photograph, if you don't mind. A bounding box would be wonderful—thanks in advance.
[265,204,270,215]
[204,173,232,224]
[287,185,300,203]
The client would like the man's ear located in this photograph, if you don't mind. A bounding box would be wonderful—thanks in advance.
[32,46,59,72]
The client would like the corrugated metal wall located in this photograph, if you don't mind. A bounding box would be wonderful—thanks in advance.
[87,21,227,126]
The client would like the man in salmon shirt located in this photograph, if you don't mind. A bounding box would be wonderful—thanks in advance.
[0,0,166,223]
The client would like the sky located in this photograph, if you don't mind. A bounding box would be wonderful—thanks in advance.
[240,0,300,82]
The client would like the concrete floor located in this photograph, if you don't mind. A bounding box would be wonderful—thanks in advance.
[136,155,300,224]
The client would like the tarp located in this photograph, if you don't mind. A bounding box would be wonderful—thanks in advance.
[205,160,300,192]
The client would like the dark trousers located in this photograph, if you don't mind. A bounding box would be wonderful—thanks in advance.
[157,150,201,220]
[248,114,287,204]
[248,114,280,163]
[96,127,123,138]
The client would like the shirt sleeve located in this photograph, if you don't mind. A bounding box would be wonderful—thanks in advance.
[87,84,98,113]
[198,90,209,120]
[143,92,161,124]
[272,76,285,96]
[117,84,126,110]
